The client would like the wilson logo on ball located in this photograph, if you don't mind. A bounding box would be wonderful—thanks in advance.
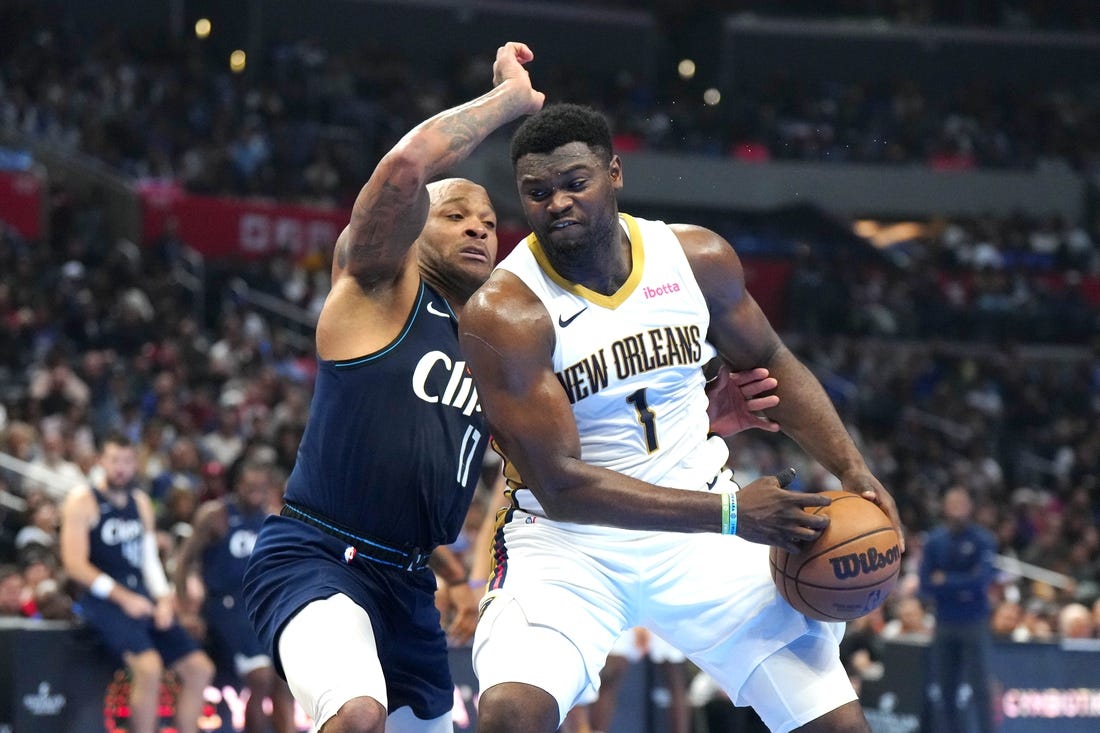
[769,491,902,621]
[828,544,901,580]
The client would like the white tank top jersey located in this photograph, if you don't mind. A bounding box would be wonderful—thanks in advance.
[495,213,729,520]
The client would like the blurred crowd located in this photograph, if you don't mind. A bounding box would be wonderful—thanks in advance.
[2,179,1098,650]
[2,4,1099,208]
[1,1,1099,724]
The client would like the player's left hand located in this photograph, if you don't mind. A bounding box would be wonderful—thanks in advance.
[706,364,780,437]
[840,470,905,552]
[443,582,480,646]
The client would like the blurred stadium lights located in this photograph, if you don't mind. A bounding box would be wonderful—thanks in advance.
[229,49,247,73]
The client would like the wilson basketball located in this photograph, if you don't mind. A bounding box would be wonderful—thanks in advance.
[769,490,901,621]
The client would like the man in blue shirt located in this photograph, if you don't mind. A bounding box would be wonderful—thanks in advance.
[919,485,997,733]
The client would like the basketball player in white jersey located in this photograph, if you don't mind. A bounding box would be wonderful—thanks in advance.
[460,103,902,733]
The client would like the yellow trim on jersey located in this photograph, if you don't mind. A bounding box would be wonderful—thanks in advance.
[524,213,645,310]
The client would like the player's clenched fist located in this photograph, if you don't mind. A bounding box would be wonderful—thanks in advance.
[493,42,545,114]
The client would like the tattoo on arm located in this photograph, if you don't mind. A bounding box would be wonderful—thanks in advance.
[440,118,480,158]
[347,180,424,278]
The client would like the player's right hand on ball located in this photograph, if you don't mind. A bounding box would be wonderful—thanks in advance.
[735,474,832,554]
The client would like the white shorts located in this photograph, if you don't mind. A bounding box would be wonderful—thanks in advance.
[472,476,854,730]
[609,628,686,664]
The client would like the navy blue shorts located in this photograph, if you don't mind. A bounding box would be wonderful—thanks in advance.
[204,592,267,676]
[243,514,451,719]
[78,594,201,667]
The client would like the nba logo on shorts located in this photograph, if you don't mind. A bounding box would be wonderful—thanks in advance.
[344,546,357,563]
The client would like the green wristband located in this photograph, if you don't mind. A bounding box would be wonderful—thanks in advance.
[721,493,731,534]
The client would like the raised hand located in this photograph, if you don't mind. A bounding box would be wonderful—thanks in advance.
[492,42,545,114]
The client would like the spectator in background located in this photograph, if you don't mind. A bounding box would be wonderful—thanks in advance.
[151,436,203,502]
[28,347,90,421]
[920,486,997,733]
[990,599,1025,641]
[18,544,73,621]
[1,421,38,495]
[0,563,27,616]
[839,607,885,698]
[1057,602,1096,640]
[201,405,246,469]
[135,419,171,482]
[880,595,934,641]
[27,427,86,493]
[14,493,60,551]
[588,628,691,733]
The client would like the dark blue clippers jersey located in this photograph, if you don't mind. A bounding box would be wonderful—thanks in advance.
[202,500,264,598]
[283,282,488,550]
[88,487,148,596]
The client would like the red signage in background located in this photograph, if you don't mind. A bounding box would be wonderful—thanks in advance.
[0,169,44,240]
[138,181,349,260]
[135,184,794,326]
[742,258,792,329]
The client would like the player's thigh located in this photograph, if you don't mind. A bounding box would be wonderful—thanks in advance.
[278,594,386,729]
[79,597,157,660]
[735,631,859,733]
[207,604,270,678]
[473,592,619,726]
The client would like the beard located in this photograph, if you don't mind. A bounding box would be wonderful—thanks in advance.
[535,210,620,267]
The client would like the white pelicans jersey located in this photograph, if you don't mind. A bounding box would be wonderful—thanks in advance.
[495,213,728,519]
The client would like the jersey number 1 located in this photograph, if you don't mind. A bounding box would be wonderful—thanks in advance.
[626,388,658,453]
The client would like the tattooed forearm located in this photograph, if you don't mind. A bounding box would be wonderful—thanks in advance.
[339,71,535,283]
[424,92,529,170]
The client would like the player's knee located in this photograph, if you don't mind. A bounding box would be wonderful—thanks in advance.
[795,701,870,733]
[174,651,215,689]
[477,683,559,733]
[245,665,278,696]
[319,696,386,733]
[128,650,164,685]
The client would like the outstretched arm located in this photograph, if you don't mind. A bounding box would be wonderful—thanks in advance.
[173,500,226,606]
[680,224,904,549]
[335,42,544,289]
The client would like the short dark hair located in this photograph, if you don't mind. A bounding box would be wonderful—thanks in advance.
[510,103,613,165]
[99,431,133,451]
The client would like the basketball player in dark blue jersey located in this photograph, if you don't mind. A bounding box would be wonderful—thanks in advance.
[241,42,545,733]
[176,461,296,733]
[60,433,215,733]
